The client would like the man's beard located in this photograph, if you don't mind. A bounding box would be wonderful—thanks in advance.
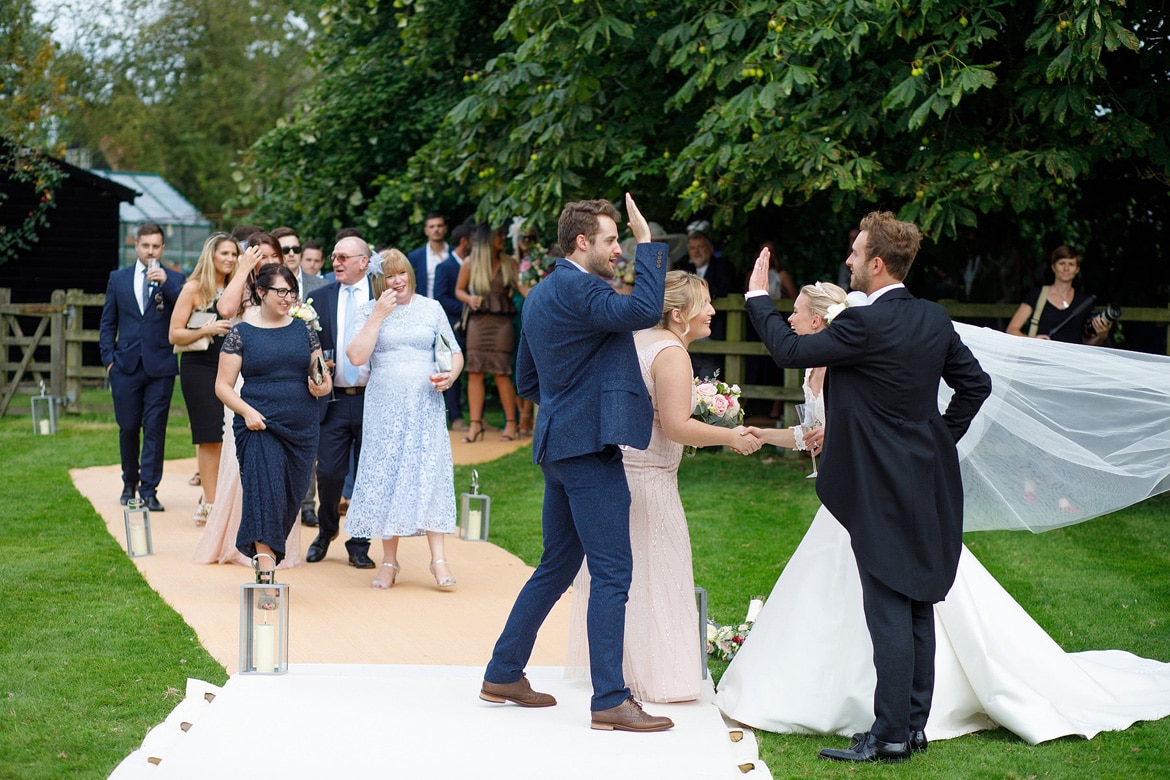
[586,245,615,279]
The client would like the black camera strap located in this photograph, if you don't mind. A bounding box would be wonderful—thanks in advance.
[1047,293,1096,339]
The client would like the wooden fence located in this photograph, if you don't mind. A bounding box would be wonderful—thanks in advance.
[2,288,1169,418]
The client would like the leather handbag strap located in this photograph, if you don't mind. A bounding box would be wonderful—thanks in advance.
[1027,286,1050,338]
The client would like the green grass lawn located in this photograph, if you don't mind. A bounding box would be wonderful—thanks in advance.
[2,404,1168,779]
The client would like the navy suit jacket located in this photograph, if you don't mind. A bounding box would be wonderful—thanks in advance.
[747,288,991,601]
[408,244,454,299]
[433,255,464,326]
[517,243,669,464]
[311,278,375,418]
[99,264,185,377]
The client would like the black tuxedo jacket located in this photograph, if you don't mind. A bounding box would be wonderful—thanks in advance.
[747,287,991,601]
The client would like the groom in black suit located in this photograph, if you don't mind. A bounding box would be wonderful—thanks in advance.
[746,212,991,762]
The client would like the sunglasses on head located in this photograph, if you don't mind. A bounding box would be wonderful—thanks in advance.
[282,245,302,254]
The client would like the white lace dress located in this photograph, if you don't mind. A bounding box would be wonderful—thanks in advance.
[344,296,462,539]
[716,370,1170,744]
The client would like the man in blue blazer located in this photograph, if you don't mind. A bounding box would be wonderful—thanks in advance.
[406,212,453,299]
[304,237,375,569]
[99,223,186,511]
[745,212,991,762]
[480,195,674,732]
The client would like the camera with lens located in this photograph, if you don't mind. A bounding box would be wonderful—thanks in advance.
[1083,303,1122,339]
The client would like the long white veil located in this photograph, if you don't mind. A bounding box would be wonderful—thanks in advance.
[942,323,1170,532]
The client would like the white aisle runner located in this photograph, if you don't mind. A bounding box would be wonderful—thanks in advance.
[109,665,768,779]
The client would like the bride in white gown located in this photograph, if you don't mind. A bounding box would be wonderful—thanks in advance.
[718,288,1170,744]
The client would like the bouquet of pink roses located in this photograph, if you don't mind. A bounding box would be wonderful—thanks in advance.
[612,256,637,287]
[686,371,743,455]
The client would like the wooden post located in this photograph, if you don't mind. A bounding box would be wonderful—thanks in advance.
[50,289,65,404]
[723,294,745,386]
[65,289,84,412]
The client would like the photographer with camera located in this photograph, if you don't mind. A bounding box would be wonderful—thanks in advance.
[1007,245,1116,346]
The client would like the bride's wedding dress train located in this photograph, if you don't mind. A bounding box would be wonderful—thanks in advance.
[719,328,1170,744]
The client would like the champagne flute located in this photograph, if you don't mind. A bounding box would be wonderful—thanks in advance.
[794,403,818,478]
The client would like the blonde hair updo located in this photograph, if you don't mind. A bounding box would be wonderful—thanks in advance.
[659,270,710,339]
[800,281,848,320]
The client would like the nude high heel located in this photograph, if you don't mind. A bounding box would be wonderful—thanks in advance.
[372,562,400,590]
[429,559,456,588]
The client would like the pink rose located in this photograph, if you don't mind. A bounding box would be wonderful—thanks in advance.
[519,259,532,272]
[711,394,729,417]
[727,397,741,419]
[695,382,717,400]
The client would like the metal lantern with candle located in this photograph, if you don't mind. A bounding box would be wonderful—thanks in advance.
[123,498,153,557]
[458,468,491,542]
[31,381,57,435]
[239,554,289,675]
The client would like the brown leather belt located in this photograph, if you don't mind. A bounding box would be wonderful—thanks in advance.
[337,386,364,396]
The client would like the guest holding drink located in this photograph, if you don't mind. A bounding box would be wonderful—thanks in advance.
[343,250,464,589]
[215,264,331,563]
[169,232,237,525]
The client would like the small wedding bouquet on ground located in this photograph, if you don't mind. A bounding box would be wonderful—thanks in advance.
[518,247,554,287]
[706,596,765,662]
[289,298,322,331]
[686,371,744,456]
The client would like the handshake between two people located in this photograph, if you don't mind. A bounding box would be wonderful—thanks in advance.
[724,424,825,456]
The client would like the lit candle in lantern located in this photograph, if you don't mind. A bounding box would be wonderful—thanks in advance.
[129,523,148,556]
[38,419,50,435]
[254,623,277,673]
[467,508,482,540]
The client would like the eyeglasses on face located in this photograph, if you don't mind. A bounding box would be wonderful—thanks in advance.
[281,245,302,254]
[330,253,367,263]
[262,287,296,299]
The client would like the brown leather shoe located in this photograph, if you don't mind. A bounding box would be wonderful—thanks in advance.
[480,674,556,707]
[590,696,674,732]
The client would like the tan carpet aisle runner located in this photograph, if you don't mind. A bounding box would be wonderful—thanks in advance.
[74,433,769,778]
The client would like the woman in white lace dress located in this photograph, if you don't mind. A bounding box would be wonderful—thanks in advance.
[343,249,464,590]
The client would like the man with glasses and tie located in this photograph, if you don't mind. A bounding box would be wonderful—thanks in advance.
[305,237,375,568]
[99,222,185,512]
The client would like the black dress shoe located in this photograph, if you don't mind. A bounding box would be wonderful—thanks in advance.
[142,495,165,512]
[820,731,910,763]
[908,729,928,753]
[120,486,136,506]
[300,508,319,527]
[346,547,375,569]
[306,533,336,563]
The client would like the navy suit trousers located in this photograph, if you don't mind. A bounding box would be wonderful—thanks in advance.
[485,446,632,711]
[315,393,368,547]
[109,366,174,497]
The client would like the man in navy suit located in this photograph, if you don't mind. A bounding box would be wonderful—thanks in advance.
[304,236,374,569]
[99,223,186,511]
[480,195,674,732]
[745,212,991,762]
[433,223,472,429]
[407,212,454,299]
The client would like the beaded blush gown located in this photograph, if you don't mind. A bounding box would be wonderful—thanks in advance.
[565,338,703,703]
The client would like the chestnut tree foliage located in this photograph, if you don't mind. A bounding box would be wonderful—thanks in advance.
[245,0,1170,303]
